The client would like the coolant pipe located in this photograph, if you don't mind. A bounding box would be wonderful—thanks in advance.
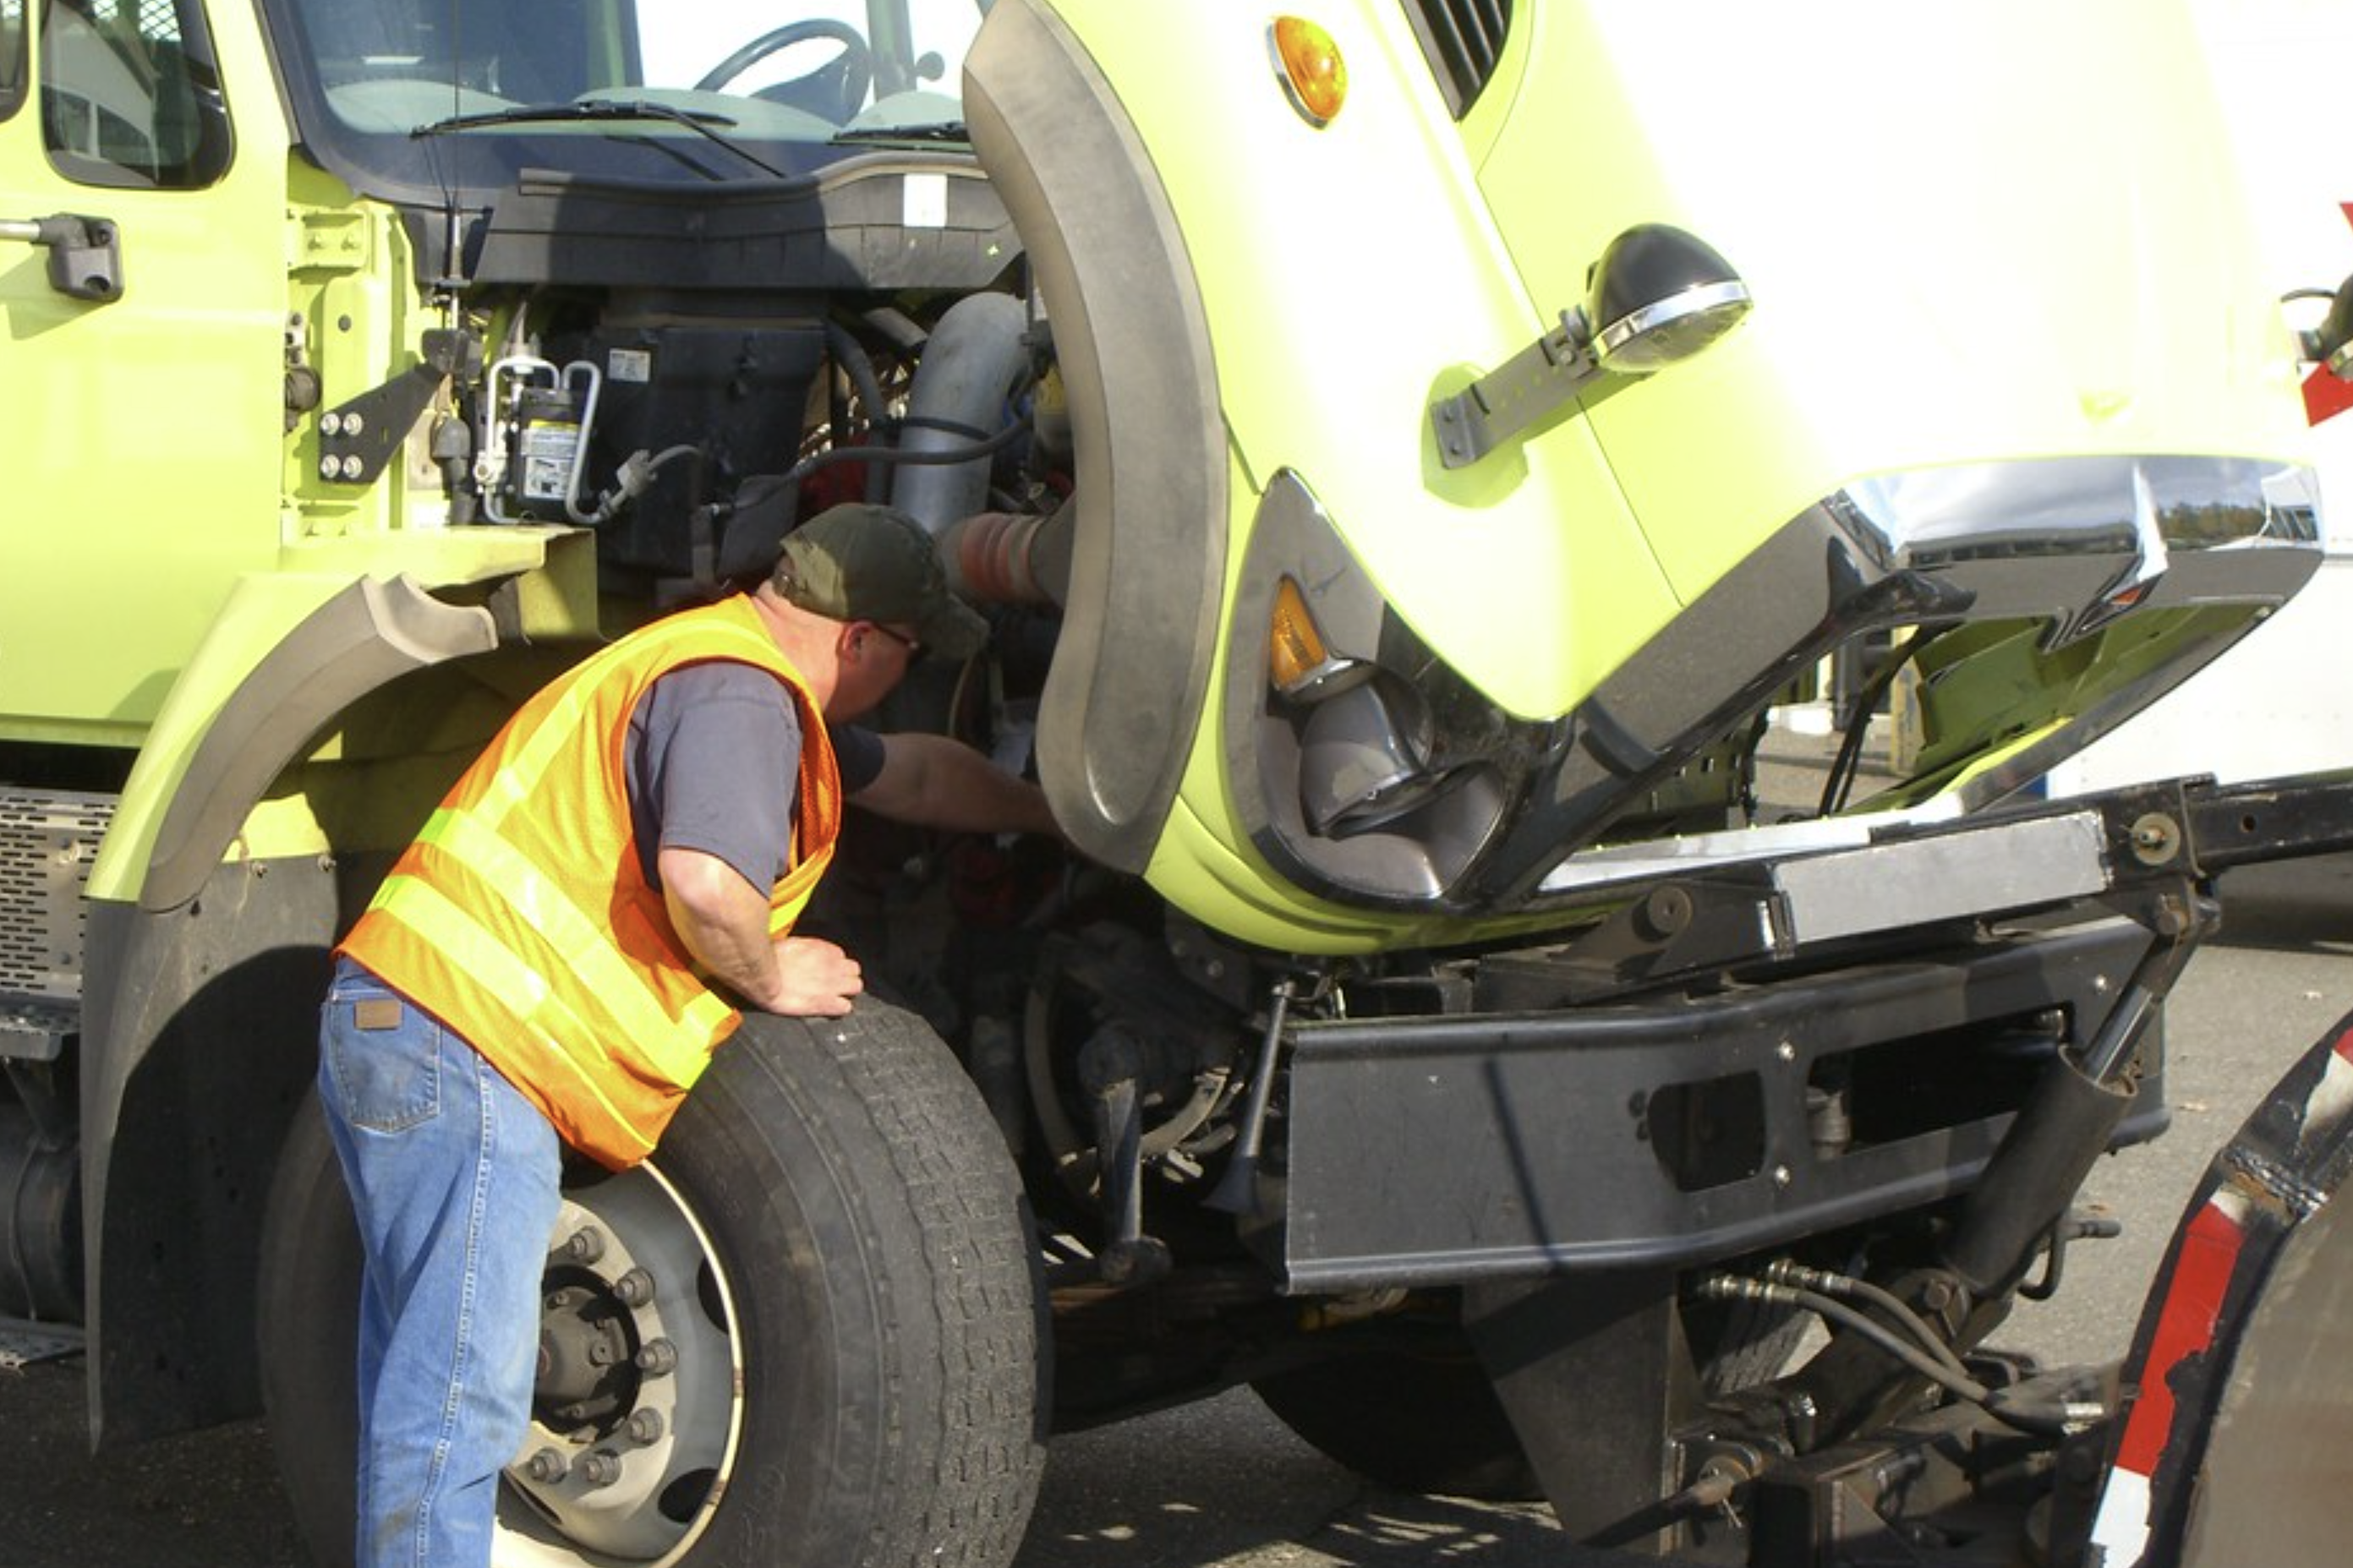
[889,292,1031,533]
[940,502,1074,607]
[1207,980,1296,1216]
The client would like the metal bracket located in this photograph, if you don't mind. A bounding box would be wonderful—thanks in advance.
[1430,310,1599,469]
[316,327,472,486]
[1,213,123,303]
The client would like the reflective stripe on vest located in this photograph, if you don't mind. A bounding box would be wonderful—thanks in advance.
[340,596,840,1168]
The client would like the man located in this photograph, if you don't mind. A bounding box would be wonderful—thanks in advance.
[315,502,1055,1568]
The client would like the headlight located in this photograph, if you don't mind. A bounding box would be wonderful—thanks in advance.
[1224,471,1519,907]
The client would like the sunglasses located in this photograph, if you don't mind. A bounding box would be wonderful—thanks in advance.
[864,621,923,659]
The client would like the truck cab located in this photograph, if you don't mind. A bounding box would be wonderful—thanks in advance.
[2,4,2341,1566]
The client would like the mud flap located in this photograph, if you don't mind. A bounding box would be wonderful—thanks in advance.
[2090,1017,2353,1566]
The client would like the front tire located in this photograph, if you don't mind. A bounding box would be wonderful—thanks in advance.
[259,1000,1047,1567]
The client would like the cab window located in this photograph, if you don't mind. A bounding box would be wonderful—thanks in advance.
[41,0,231,188]
[2,0,26,119]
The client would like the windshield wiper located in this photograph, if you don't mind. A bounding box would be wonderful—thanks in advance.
[413,100,791,180]
[831,121,970,145]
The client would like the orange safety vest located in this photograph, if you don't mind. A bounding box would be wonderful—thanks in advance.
[340,595,841,1169]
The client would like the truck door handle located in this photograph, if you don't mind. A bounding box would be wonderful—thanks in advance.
[2,213,123,303]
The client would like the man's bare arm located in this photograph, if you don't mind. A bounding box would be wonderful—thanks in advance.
[851,732,1059,838]
[657,844,862,1015]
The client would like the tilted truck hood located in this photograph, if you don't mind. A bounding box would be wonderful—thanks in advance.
[971,1,2321,952]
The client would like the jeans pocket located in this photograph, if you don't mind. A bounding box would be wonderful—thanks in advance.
[323,994,446,1134]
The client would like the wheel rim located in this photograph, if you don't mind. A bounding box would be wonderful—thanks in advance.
[497,1160,744,1565]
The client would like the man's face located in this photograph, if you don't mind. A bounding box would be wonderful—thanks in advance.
[827,619,922,720]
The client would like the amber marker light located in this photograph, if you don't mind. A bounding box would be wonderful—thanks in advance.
[1270,17,1348,128]
[1269,576,1332,693]
[1268,573,1375,701]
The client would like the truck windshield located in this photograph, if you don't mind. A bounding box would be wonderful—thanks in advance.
[260,0,982,200]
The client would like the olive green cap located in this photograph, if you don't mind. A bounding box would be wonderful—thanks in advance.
[773,503,988,660]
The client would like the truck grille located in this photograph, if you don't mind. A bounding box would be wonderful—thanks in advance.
[1400,0,1513,118]
[0,788,115,1004]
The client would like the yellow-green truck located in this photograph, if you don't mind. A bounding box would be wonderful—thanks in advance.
[7,2,2353,1564]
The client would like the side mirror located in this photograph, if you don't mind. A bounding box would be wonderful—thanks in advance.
[1431,223,1750,469]
[1584,223,1753,374]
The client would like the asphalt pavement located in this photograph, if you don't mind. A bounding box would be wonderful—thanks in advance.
[4,854,2350,1568]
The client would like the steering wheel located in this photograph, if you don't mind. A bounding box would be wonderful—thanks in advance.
[694,19,874,123]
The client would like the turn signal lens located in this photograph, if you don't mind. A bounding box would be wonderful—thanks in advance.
[1269,576,1331,692]
[1270,17,1348,127]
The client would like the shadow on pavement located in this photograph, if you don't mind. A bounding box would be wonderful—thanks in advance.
[2210,854,2353,953]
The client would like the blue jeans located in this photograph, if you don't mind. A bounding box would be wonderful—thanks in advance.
[317,956,562,1568]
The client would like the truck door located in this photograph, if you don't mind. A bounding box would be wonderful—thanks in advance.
[0,0,282,743]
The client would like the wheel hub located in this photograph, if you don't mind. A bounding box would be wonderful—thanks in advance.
[535,1276,638,1431]
[501,1168,743,1562]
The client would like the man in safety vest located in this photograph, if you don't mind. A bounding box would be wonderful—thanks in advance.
[315,502,1057,1568]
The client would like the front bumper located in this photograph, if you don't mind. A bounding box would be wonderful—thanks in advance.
[1269,915,2162,1292]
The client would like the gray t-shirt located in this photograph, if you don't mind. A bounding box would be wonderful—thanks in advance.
[625,662,882,890]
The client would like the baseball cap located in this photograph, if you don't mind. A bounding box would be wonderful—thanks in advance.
[773,503,989,661]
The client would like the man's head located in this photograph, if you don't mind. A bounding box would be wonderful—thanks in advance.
[772,504,988,658]
[768,503,988,715]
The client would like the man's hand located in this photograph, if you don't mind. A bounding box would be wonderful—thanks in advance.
[769,935,863,1016]
[659,846,865,1015]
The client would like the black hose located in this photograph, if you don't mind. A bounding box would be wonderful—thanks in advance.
[1818,626,1949,817]
[785,418,1030,484]
[1700,1276,2096,1439]
[1764,1260,1971,1380]
[822,320,896,503]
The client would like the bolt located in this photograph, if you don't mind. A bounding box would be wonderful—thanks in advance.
[635,1337,679,1378]
[339,455,366,481]
[612,1267,656,1308]
[626,1408,666,1446]
[318,456,338,479]
[1636,885,1694,941]
[320,412,343,436]
[578,1450,624,1489]
[561,1227,607,1265]
[1771,1165,1792,1188]
[1776,1040,1798,1064]
[522,1447,569,1484]
[2127,812,2183,868]
[343,412,364,435]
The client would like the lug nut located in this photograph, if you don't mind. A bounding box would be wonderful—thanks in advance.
[625,1408,665,1445]
[578,1450,624,1489]
[560,1226,607,1265]
[613,1267,655,1308]
[522,1447,569,1483]
[634,1337,679,1378]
